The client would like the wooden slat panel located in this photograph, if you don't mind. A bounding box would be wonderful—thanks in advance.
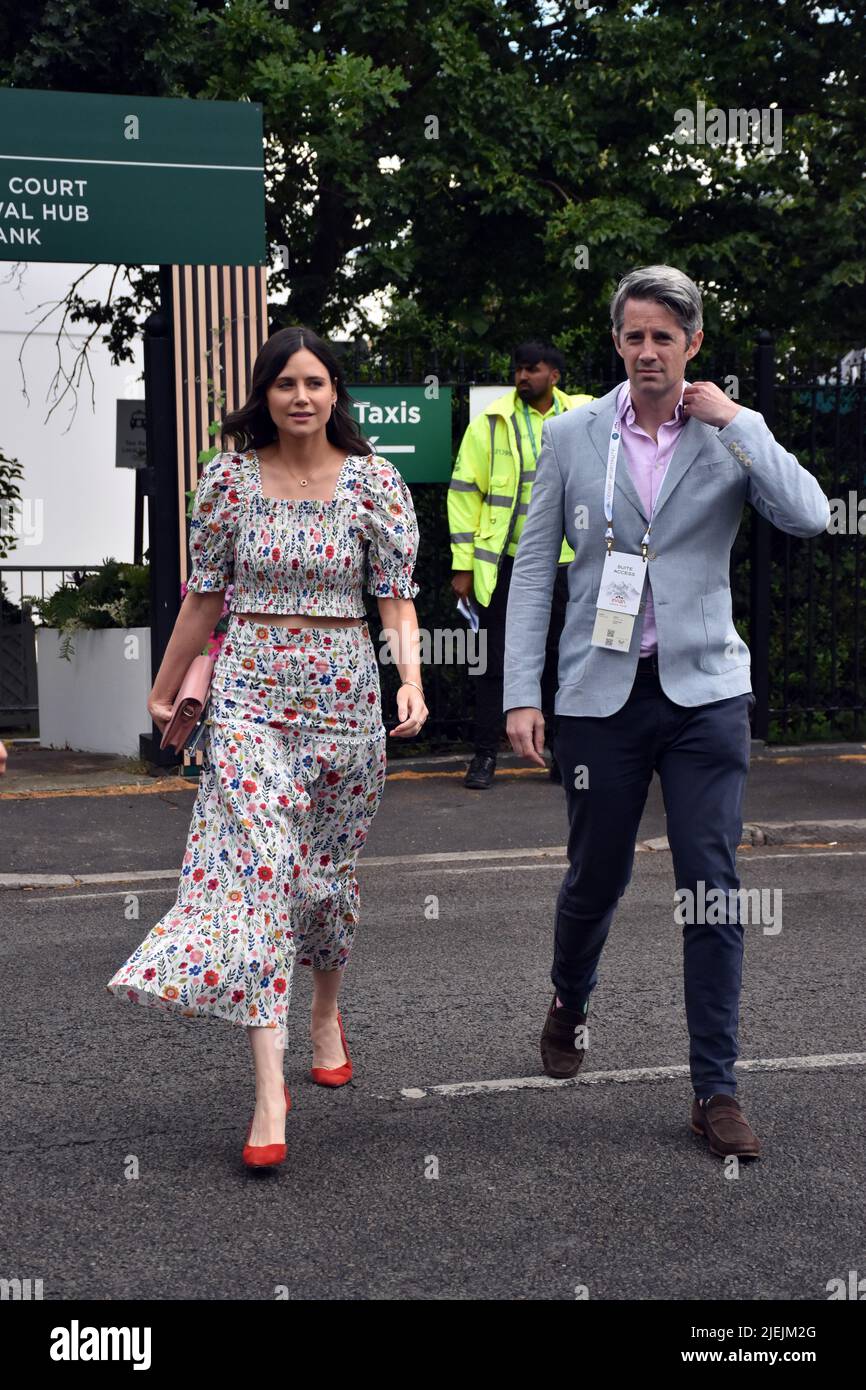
[172,264,188,569]
[174,265,268,583]
[221,265,234,430]
[195,265,206,471]
[207,264,221,454]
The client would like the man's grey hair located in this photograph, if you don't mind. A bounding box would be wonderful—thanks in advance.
[610,265,703,343]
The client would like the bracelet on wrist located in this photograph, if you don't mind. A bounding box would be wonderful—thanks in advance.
[400,680,425,696]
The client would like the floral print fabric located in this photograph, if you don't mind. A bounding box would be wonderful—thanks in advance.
[105,618,387,1028]
[185,449,420,616]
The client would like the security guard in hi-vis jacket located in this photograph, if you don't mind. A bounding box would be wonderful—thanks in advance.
[448,341,593,788]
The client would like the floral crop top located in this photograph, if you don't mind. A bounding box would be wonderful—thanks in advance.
[185,449,421,617]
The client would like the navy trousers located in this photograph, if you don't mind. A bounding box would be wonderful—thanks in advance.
[551,656,754,1098]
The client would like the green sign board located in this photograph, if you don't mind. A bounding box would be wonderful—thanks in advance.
[346,386,452,483]
[0,88,266,265]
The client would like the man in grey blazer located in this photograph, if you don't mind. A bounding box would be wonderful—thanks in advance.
[503,265,830,1160]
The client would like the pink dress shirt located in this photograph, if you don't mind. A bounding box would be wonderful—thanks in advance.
[615,379,686,656]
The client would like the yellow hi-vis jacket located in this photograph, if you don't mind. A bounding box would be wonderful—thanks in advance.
[447,385,594,607]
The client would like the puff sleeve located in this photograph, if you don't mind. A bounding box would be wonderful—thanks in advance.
[185,452,242,593]
[362,457,421,600]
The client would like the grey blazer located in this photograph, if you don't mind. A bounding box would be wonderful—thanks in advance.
[502,383,831,716]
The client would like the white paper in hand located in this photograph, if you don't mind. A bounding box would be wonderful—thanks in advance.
[456,595,480,632]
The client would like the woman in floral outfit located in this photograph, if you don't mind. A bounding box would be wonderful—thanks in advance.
[106,326,426,1167]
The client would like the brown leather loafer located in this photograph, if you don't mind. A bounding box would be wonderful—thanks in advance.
[690,1094,762,1159]
[540,994,588,1079]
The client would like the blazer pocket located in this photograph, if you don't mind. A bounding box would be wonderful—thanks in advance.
[700,587,750,673]
[558,598,598,688]
[697,451,743,469]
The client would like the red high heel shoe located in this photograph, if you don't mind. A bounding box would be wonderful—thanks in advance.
[242,1082,291,1168]
[310,1012,353,1088]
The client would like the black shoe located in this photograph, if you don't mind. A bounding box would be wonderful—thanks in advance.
[464,753,496,789]
[540,994,589,1079]
[690,1095,762,1159]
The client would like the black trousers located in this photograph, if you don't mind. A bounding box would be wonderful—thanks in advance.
[472,554,569,757]
[552,658,754,1097]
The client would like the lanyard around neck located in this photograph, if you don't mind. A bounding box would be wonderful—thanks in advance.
[522,395,560,462]
[604,399,654,561]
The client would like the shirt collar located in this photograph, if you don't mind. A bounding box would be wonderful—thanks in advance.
[617,378,686,429]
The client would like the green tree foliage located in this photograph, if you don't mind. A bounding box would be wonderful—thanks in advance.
[2,0,863,366]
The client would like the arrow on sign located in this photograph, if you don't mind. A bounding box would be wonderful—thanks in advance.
[366,436,416,453]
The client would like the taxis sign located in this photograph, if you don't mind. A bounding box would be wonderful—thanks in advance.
[346,386,452,483]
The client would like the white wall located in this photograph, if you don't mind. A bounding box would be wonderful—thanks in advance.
[0,260,148,602]
[469,385,511,419]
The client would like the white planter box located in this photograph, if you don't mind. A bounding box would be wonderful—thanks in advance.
[36,626,152,755]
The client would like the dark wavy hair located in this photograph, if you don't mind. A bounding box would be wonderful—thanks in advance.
[220,326,370,455]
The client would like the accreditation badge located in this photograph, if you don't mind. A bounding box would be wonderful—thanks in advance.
[590,549,647,652]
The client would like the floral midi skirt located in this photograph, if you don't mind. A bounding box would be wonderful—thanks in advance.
[106,616,387,1028]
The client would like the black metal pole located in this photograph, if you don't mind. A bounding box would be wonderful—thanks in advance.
[133,466,144,567]
[750,330,774,740]
[139,265,181,768]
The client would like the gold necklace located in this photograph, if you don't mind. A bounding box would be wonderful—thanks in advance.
[259,444,337,492]
[276,460,319,488]
[286,456,344,489]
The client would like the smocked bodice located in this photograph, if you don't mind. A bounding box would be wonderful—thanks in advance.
[185,449,420,617]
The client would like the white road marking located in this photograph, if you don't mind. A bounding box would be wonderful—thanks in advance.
[363,847,570,866]
[741,850,865,860]
[4,847,866,897]
[400,1052,866,1100]
[0,869,179,890]
[0,846,569,891]
[384,849,866,876]
[21,885,186,904]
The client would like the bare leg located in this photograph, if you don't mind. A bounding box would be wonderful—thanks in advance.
[245,1025,289,1145]
[311,966,349,1069]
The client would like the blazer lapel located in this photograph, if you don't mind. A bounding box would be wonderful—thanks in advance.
[585,388,648,525]
[650,417,718,522]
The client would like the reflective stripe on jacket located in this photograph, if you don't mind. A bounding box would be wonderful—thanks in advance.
[447,385,594,607]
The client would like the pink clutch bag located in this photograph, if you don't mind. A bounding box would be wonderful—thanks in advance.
[159,653,216,753]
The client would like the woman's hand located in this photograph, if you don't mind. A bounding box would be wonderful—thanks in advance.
[0,739,7,775]
[147,693,176,734]
[390,683,428,738]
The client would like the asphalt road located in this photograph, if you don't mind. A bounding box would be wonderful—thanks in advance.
[2,744,866,877]
[1,771,864,1300]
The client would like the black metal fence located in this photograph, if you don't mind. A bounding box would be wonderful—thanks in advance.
[755,346,864,741]
[0,566,102,733]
